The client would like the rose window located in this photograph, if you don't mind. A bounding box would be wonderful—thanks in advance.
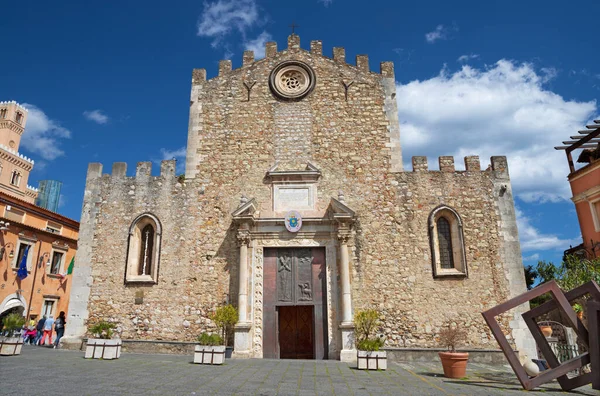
[269,61,315,100]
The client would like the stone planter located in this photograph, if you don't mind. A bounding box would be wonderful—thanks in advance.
[357,350,387,370]
[0,336,23,356]
[439,351,469,378]
[194,345,226,365]
[84,339,122,360]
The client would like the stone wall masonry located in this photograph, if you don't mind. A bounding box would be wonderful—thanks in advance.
[344,156,524,350]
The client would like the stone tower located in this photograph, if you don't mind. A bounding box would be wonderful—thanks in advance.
[66,34,535,361]
[0,101,37,203]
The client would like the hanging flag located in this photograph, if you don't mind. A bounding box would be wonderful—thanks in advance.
[17,246,30,280]
[66,256,75,275]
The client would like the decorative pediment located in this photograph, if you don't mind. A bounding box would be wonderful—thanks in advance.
[328,197,356,223]
[265,162,321,184]
[232,197,259,220]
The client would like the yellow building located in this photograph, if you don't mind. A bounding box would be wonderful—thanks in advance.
[0,100,79,326]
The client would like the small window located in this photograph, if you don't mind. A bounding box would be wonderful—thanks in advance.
[46,221,62,234]
[429,205,467,277]
[50,251,64,274]
[15,111,23,124]
[437,217,454,269]
[591,199,600,233]
[138,224,154,276]
[14,242,33,270]
[0,109,6,118]
[125,213,162,284]
[10,171,21,187]
[42,300,55,317]
[5,207,25,223]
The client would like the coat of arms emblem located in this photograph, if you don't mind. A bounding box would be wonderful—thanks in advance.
[285,211,302,233]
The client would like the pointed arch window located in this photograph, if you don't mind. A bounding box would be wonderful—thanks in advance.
[429,205,467,277]
[125,213,162,284]
[138,224,154,276]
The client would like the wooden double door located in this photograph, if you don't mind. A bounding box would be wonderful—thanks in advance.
[263,248,327,359]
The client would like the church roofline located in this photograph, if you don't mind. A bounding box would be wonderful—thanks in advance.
[191,34,395,85]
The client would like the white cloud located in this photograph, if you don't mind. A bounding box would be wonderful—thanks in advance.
[396,60,598,203]
[158,146,186,174]
[425,24,457,43]
[244,31,272,59]
[516,208,579,251]
[21,103,71,160]
[522,253,540,262]
[457,54,479,63]
[83,109,109,124]
[318,0,333,6]
[197,0,260,47]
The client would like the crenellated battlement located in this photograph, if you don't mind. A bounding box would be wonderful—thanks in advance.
[191,34,395,83]
[411,156,509,176]
[86,160,178,182]
[0,100,28,113]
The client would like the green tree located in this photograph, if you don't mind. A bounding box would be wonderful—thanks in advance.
[527,256,600,307]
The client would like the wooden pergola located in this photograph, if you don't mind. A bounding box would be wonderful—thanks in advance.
[555,119,600,173]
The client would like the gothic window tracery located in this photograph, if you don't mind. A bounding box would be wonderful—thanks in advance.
[428,205,467,277]
[125,213,162,284]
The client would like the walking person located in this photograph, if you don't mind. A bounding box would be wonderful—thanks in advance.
[53,311,66,349]
[40,315,55,346]
[35,315,46,345]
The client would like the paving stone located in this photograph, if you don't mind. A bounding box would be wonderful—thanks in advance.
[1,347,598,395]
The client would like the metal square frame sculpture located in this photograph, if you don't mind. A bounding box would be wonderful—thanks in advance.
[521,280,600,390]
[587,299,600,390]
[481,280,589,390]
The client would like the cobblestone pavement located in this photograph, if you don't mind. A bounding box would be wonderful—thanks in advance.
[0,346,597,395]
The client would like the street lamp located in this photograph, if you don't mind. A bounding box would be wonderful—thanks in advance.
[0,220,10,232]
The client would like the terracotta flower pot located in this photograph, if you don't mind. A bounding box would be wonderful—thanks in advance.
[539,325,553,338]
[439,351,469,379]
[577,311,583,320]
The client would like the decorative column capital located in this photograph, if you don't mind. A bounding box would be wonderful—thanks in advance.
[337,230,353,245]
[236,230,251,247]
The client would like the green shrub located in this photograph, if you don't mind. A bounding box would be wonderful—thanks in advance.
[89,320,116,340]
[354,309,384,351]
[212,304,238,347]
[2,313,26,336]
[357,338,384,352]
[197,332,223,346]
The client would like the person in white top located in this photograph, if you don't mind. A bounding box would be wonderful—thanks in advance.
[40,315,55,346]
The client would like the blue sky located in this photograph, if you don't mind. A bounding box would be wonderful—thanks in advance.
[2,0,599,268]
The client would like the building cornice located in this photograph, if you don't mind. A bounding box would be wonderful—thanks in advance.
[0,120,24,135]
[0,191,79,230]
[568,159,600,182]
[0,145,34,170]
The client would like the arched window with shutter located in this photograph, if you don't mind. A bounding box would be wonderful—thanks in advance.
[428,205,467,277]
[125,213,162,284]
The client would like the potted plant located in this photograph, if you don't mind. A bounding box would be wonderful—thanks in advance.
[438,322,469,378]
[194,332,226,365]
[0,312,26,356]
[538,324,553,338]
[355,309,386,370]
[212,304,238,358]
[85,320,122,360]
[573,303,583,320]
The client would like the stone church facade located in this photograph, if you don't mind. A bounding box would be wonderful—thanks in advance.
[64,34,535,360]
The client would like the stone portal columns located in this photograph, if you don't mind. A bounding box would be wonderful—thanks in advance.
[233,229,252,358]
[338,229,356,362]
